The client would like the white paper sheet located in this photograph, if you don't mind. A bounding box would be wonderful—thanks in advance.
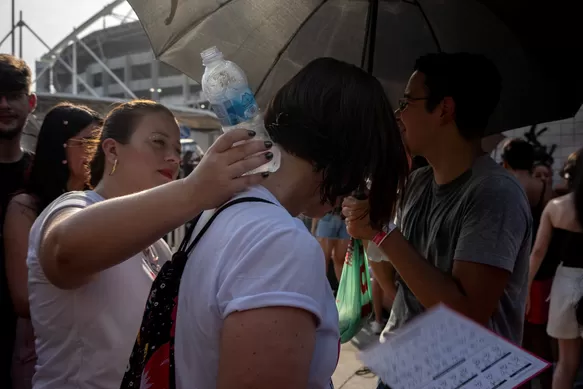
[359,305,550,389]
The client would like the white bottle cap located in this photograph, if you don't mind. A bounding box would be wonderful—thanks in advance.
[201,46,224,65]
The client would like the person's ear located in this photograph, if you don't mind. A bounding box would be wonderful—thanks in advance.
[439,96,455,125]
[101,138,119,164]
[28,93,37,113]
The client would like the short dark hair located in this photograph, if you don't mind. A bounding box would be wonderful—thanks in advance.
[27,103,102,212]
[501,138,535,171]
[264,57,409,227]
[87,100,175,188]
[0,54,32,93]
[414,52,502,140]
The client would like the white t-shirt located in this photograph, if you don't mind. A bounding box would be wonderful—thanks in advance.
[27,191,171,389]
[174,186,340,389]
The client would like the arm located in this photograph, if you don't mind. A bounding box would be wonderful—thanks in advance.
[40,130,272,290]
[528,203,554,288]
[364,240,398,296]
[377,232,510,325]
[3,195,37,317]
[369,261,397,298]
[311,218,320,235]
[217,307,316,389]
[344,179,530,326]
[214,226,330,388]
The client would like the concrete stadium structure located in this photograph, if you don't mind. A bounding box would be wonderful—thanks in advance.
[4,0,220,151]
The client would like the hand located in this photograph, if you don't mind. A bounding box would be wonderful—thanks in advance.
[342,197,379,241]
[184,129,273,210]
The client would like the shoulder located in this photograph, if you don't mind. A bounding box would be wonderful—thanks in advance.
[402,166,433,202]
[408,166,433,185]
[548,193,572,208]
[467,157,528,206]
[223,202,321,259]
[6,193,38,223]
[8,193,38,213]
[31,191,102,234]
[545,193,574,220]
[47,191,103,212]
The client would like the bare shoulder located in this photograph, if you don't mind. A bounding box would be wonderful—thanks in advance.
[548,193,573,209]
[546,193,581,229]
[7,193,38,220]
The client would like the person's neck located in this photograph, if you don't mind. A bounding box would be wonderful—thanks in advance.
[0,136,23,163]
[261,153,319,217]
[93,177,134,200]
[424,135,483,185]
[510,169,541,206]
[66,176,86,192]
[510,169,532,182]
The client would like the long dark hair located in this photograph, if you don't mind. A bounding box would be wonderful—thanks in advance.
[87,100,175,188]
[572,149,583,227]
[27,102,102,212]
[264,57,409,227]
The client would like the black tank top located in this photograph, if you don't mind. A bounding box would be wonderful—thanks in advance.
[551,228,583,269]
[534,227,561,280]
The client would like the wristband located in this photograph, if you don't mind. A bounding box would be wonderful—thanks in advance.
[372,221,397,247]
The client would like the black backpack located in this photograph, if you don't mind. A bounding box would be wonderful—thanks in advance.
[120,197,273,389]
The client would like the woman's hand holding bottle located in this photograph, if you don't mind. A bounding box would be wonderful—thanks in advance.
[183,128,273,210]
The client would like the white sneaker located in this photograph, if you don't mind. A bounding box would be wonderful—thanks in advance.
[371,321,384,335]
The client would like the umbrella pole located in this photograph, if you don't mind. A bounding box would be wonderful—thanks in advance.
[360,0,379,74]
[366,0,379,74]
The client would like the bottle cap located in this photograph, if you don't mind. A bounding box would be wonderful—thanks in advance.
[201,46,224,65]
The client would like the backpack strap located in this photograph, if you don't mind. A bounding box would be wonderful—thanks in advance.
[173,197,275,269]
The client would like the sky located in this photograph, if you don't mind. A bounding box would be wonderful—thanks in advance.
[0,0,132,78]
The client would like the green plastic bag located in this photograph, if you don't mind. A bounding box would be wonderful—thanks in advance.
[336,238,373,343]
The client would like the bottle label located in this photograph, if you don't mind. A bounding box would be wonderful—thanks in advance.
[210,87,259,127]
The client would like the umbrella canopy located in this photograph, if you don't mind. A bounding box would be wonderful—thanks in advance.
[128,0,583,134]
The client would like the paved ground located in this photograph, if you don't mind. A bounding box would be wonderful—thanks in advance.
[332,323,380,389]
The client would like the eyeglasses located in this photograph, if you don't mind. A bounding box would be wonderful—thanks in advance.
[398,96,429,111]
[65,137,93,148]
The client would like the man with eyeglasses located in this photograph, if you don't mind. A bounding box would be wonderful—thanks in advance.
[0,54,36,386]
[343,53,532,389]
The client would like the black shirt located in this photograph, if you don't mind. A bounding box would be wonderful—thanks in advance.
[0,150,33,385]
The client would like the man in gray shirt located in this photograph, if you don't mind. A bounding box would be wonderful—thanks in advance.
[342,53,532,388]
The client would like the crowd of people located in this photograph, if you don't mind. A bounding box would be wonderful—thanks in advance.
[0,49,582,389]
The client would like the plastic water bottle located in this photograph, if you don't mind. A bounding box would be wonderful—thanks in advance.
[200,46,280,174]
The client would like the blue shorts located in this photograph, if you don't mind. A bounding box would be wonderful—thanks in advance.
[316,213,350,240]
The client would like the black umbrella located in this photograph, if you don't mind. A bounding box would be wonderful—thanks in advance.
[128,0,583,134]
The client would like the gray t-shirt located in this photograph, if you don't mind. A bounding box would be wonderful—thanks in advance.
[384,155,532,345]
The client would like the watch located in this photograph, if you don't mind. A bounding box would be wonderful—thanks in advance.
[372,221,398,247]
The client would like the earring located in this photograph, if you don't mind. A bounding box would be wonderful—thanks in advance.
[109,159,118,176]
[62,160,68,165]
